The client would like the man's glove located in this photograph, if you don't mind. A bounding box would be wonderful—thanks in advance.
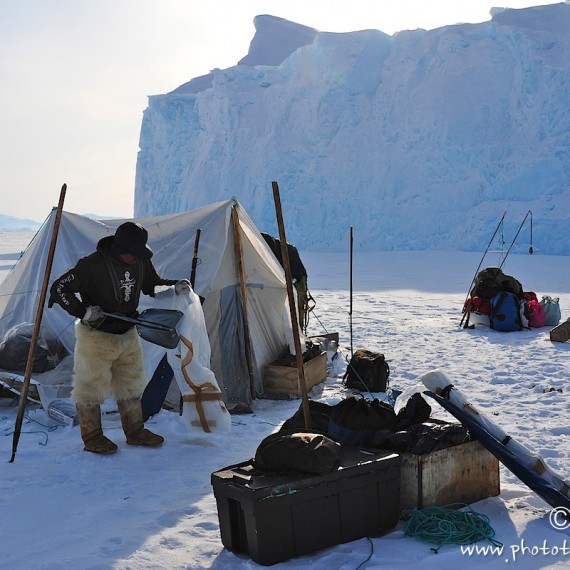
[82,305,104,327]
[175,279,191,295]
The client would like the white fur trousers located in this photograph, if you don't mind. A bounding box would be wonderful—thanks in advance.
[72,322,146,405]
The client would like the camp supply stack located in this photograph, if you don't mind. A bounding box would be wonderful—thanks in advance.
[463,267,551,331]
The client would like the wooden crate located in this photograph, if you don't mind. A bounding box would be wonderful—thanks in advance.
[310,332,340,346]
[262,352,327,398]
[550,319,570,342]
[399,439,500,512]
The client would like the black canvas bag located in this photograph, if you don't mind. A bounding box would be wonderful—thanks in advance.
[279,400,333,434]
[470,267,523,300]
[393,392,432,431]
[254,429,341,475]
[328,395,397,446]
[343,349,390,392]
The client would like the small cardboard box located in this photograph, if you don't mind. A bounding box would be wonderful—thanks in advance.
[399,439,500,512]
[211,448,400,566]
[262,351,327,398]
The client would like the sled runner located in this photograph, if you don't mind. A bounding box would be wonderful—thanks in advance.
[421,370,570,511]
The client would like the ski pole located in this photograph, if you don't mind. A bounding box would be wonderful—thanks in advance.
[460,211,506,326]
[499,210,532,269]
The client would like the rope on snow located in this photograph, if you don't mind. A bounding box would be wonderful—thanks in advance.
[403,503,503,553]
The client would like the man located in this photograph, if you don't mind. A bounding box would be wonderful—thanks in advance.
[49,221,190,454]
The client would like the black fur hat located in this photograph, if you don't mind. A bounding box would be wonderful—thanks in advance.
[113,222,153,260]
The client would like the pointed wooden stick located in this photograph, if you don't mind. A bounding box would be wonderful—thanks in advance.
[271,181,311,430]
[10,184,67,462]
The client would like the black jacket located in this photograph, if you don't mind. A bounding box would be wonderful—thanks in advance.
[49,235,177,334]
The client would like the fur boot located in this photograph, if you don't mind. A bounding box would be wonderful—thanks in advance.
[118,398,164,447]
[76,403,118,454]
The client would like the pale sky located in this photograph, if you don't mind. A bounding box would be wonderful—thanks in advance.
[0,0,561,222]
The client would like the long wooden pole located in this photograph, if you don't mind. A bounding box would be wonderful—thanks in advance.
[231,204,256,399]
[271,181,312,430]
[10,183,67,462]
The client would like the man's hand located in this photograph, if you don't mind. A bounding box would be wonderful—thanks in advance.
[82,305,104,327]
[175,279,191,295]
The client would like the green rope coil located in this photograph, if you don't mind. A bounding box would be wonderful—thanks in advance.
[403,503,503,553]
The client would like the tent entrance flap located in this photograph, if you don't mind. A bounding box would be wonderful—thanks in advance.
[101,309,183,349]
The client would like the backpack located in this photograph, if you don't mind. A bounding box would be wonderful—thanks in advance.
[523,292,546,328]
[540,296,561,327]
[343,349,390,392]
[490,291,522,332]
[471,267,523,301]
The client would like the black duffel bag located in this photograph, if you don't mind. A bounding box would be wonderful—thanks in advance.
[254,429,341,475]
[328,395,397,446]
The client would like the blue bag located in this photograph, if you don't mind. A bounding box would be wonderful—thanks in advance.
[490,291,522,332]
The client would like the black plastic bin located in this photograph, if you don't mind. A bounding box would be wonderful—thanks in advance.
[211,448,400,566]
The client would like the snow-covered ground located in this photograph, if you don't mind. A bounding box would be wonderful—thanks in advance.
[1,232,570,569]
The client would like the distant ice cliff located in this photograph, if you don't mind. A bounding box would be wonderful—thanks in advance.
[135,7,570,254]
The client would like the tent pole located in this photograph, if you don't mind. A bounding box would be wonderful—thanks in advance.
[180,228,203,415]
[348,226,354,356]
[190,228,201,288]
[271,181,312,430]
[499,210,533,269]
[231,204,256,400]
[460,211,506,327]
[10,183,67,463]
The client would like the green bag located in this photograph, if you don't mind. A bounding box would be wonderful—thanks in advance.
[540,296,561,326]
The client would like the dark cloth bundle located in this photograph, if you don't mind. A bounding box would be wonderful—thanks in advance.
[254,429,341,475]
[0,323,68,373]
[371,420,470,454]
[328,395,397,446]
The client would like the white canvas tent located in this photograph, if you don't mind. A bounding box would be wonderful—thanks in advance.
[0,198,295,412]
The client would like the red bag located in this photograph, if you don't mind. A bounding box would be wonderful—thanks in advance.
[464,296,491,315]
[523,292,546,328]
